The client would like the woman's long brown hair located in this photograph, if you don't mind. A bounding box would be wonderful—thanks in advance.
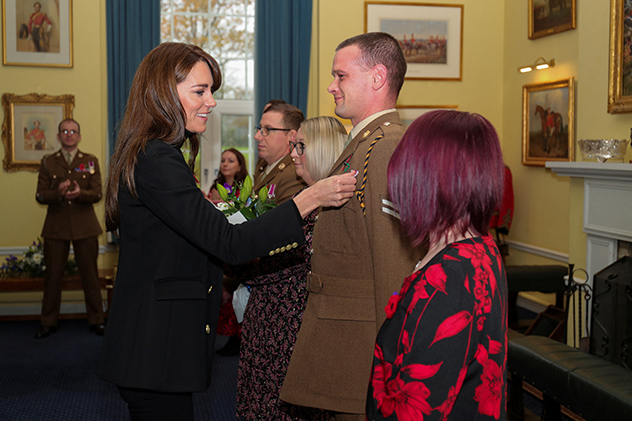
[105,43,222,232]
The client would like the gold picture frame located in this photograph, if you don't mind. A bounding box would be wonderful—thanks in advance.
[2,0,73,67]
[608,0,632,113]
[397,105,459,128]
[522,78,575,167]
[528,0,576,40]
[365,2,463,81]
[2,92,74,172]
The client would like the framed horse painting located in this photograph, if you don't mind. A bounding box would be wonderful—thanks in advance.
[522,78,575,167]
[608,0,632,113]
[365,2,463,80]
[528,0,576,40]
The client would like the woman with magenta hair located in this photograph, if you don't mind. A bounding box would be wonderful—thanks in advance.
[367,110,508,420]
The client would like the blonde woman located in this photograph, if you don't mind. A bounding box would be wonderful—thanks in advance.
[234,116,348,421]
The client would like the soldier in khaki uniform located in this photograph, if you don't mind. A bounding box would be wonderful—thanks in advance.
[281,33,424,420]
[34,118,105,339]
[253,102,307,204]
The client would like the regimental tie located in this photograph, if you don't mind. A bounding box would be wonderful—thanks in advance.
[65,152,72,165]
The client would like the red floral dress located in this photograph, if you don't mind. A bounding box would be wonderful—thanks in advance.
[367,236,507,421]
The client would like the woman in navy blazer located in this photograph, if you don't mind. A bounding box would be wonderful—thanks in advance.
[98,43,356,421]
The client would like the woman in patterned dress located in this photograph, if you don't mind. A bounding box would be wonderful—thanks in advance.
[367,110,508,420]
[234,116,348,420]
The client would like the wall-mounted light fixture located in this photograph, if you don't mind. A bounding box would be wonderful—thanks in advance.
[518,57,556,73]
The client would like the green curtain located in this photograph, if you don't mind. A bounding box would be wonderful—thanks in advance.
[255,0,312,119]
[106,0,161,156]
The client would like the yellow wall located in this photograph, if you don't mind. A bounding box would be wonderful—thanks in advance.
[503,0,632,273]
[0,0,108,252]
[501,1,576,267]
[0,1,114,312]
[312,0,505,136]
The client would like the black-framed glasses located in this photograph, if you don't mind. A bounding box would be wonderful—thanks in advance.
[289,140,305,155]
[60,129,79,135]
[254,125,290,137]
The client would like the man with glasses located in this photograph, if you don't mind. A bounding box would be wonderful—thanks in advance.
[34,118,105,339]
[253,101,306,204]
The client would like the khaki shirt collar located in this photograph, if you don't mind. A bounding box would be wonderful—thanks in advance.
[349,108,396,140]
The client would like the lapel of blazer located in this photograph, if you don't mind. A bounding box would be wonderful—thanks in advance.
[328,111,402,176]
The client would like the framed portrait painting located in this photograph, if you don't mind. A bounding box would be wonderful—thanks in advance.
[522,78,575,167]
[2,93,74,172]
[608,0,632,113]
[528,0,576,40]
[397,105,459,128]
[2,0,73,67]
[365,2,463,80]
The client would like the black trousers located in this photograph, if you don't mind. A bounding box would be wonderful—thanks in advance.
[32,27,43,51]
[118,386,193,421]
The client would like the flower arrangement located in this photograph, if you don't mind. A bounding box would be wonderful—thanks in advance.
[0,238,78,278]
[215,174,277,220]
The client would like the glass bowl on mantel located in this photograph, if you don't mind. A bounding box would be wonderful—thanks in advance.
[578,139,629,162]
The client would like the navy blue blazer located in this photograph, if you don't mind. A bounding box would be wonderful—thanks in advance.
[98,140,304,392]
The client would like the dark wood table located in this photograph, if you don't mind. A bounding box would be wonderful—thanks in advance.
[0,268,114,321]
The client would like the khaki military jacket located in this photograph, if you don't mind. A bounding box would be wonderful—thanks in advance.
[281,112,424,414]
[253,154,306,205]
[36,149,103,241]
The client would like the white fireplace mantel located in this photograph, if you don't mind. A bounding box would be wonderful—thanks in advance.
[546,161,632,284]
[546,161,632,181]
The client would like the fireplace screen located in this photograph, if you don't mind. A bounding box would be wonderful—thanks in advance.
[590,255,632,370]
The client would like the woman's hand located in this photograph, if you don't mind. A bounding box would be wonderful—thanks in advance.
[311,171,358,208]
[293,171,358,218]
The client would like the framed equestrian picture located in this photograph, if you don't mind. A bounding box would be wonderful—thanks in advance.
[528,0,576,40]
[608,0,632,113]
[522,78,575,166]
[365,2,463,80]
[2,0,73,67]
[397,105,459,128]
[2,93,74,172]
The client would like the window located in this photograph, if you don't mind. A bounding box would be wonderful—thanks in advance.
[161,0,256,192]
